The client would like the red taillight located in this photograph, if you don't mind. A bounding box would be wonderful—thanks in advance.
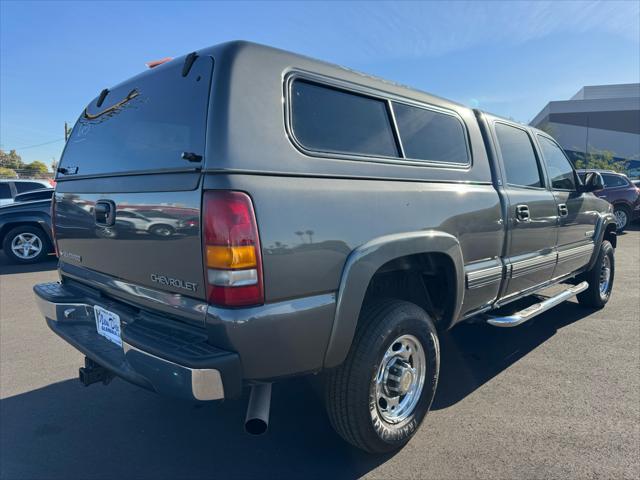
[202,191,264,307]
[50,196,58,257]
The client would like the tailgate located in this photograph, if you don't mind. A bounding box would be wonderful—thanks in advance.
[54,55,212,300]
[55,189,205,299]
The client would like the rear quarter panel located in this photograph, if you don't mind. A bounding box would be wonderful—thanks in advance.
[203,174,503,310]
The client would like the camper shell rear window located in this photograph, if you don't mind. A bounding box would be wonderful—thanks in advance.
[58,57,213,178]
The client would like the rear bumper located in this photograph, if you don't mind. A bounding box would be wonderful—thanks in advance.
[34,282,242,400]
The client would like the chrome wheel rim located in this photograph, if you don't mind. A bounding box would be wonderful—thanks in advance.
[153,226,172,236]
[599,255,611,296]
[372,334,426,425]
[11,232,42,259]
[614,210,627,230]
[99,227,117,238]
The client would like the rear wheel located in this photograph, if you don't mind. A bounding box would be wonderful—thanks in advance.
[577,240,614,309]
[3,225,51,264]
[613,205,630,232]
[324,299,439,453]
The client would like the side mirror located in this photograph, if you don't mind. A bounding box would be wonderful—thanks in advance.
[581,171,604,192]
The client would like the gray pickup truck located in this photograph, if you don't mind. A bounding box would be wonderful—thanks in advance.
[34,41,617,454]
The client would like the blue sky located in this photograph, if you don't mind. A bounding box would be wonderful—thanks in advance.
[1,0,639,166]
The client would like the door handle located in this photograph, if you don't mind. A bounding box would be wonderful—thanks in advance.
[558,203,569,217]
[94,200,116,226]
[515,204,530,222]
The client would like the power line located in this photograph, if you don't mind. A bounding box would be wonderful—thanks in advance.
[2,138,65,150]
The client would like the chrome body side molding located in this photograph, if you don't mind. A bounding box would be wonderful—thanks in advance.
[465,263,504,289]
[557,243,594,264]
[509,252,556,279]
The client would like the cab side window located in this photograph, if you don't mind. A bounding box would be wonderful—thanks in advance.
[495,123,544,188]
[537,136,576,191]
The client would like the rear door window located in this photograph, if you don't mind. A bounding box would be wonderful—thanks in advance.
[392,103,469,164]
[495,123,544,188]
[602,174,629,188]
[290,80,399,158]
[0,183,11,199]
[537,136,576,190]
[59,57,213,178]
[15,182,46,193]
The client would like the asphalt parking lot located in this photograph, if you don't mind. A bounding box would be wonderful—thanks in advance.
[1,226,638,480]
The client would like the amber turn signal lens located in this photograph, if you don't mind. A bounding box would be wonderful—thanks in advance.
[206,245,257,270]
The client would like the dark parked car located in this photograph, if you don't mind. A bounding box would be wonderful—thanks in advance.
[0,179,52,206]
[13,188,54,203]
[0,193,54,263]
[34,41,617,454]
[577,170,640,231]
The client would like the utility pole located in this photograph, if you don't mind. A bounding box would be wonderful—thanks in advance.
[585,114,589,161]
[64,122,71,142]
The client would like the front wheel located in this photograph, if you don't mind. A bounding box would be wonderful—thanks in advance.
[577,240,615,309]
[324,299,440,454]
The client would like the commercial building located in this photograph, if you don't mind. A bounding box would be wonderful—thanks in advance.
[530,83,640,178]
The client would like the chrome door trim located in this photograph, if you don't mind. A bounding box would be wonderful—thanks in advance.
[557,242,594,264]
[509,252,557,279]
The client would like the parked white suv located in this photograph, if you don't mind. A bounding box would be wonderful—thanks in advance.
[116,209,182,237]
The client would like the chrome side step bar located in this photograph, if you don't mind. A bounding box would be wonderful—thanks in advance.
[486,281,589,327]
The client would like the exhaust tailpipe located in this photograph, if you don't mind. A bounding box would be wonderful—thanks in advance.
[244,383,272,435]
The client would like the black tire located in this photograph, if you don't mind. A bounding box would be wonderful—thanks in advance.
[324,299,440,454]
[577,240,614,309]
[2,225,51,264]
[95,227,118,239]
[613,205,630,232]
[149,224,175,237]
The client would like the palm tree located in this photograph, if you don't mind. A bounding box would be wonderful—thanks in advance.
[305,230,315,243]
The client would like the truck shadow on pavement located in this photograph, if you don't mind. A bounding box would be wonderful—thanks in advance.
[433,300,592,410]
[0,302,593,480]
[0,253,57,274]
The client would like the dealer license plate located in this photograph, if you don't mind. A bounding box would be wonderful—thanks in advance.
[94,305,122,347]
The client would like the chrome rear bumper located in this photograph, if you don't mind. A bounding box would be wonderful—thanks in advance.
[34,282,241,400]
